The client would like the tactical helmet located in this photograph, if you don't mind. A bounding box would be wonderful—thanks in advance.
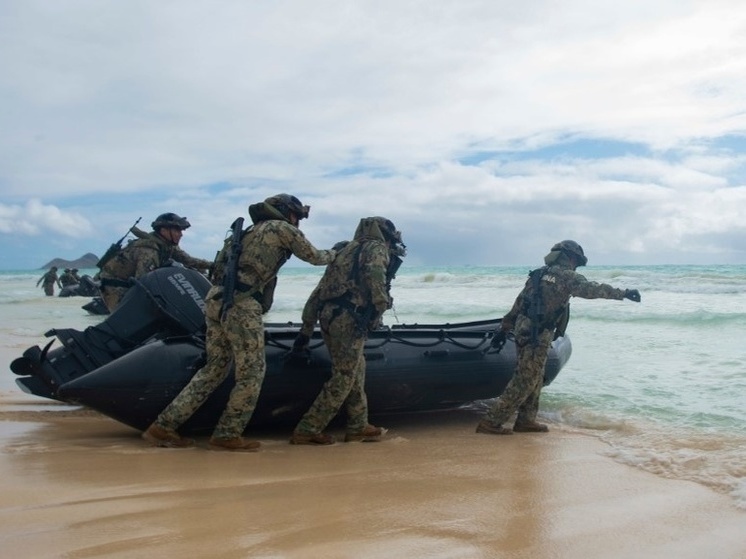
[551,240,587,266]
[264,194,310,220]
[373,217,406,256]
[151,212,191,230]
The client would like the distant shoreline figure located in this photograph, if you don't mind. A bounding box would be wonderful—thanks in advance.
[59,268,77,287]
[476,240,642,436]
[142,194,336,452]
[290,217,405,445]
[98,213,212,312]
[36,266,61,296]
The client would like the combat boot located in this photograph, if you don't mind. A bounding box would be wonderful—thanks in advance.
[142,424,196,448]
[207,437,261,452]
[475,420,513,435]
[289,431,336,445]
[344,424,386,442]
[513,421,549,433]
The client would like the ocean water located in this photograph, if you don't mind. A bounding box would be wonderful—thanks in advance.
[1,264,745,510]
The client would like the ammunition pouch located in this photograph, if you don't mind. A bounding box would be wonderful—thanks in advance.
[326,296,373,335]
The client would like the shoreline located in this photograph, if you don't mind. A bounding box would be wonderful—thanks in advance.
[0,398,743,558]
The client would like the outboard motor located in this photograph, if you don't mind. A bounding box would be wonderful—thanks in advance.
[11,266,211,399]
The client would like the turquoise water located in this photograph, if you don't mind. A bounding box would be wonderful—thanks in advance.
[1,264,744,508]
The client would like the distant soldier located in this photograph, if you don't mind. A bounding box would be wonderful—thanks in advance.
[70,268,82,283]
[291,217,405,445]
[59,268,77,287]
[36,266,61,296]
[98,213,213,312]
[476,240,642,436]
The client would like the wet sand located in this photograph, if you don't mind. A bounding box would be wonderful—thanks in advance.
[0,406,744,558]
[1,340,745,559]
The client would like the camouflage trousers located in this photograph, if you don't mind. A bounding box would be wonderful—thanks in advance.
[156,294,265,440]
[43,283,54,296]
[486,328,554,427]
[295,305,369,434]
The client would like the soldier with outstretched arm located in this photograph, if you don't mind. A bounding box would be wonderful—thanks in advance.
[477,240,642,436]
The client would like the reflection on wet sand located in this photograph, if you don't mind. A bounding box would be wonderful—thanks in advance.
[1,405,744,558]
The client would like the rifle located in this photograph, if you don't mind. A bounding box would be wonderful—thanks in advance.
[96,217,142,269]
[386,253,403,293]
[220,217,245,321]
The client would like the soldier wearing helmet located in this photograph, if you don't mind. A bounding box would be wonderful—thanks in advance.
[98,212,212,312]
[476,240,641,436]
[59,268,77,287]
[290,216,406,445]
[36,266,62,296]
[143,193,336,452]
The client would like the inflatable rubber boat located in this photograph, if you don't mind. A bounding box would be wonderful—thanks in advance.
[10,266,572,434]
[57,274,101,298]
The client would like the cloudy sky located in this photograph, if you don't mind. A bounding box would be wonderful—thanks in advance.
[1,0,745,270]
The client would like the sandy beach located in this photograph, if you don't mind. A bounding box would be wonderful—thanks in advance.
[1,368,744,559]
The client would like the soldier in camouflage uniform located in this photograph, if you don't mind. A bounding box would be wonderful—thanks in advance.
[70,268,82,283]
[290,217,405,445]
[98,213,212,312]
[142,194,336,452]
[59,268,77,287]
[36,266,61,296]
[477,240,642,436]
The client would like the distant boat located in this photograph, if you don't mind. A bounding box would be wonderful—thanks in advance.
[10,267,572,434]
[57,274,101,298]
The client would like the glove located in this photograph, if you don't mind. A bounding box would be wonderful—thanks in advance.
[624,289,641,303]
[292,333,310,354]
[491,329,507,351]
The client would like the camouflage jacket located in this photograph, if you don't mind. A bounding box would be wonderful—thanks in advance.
[37,270,60,288]
[502,262,626,335]
[100,231,211,281]
[210,217,334,311]
[314,218,390,319]
[59,272,77,286]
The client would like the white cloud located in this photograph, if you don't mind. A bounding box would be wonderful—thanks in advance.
[1,0,745,267]
[0,199,94,237]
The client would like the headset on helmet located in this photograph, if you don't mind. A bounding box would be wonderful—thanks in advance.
[551,240,587,266]
[264,194,310,220]
[151,213,191,230]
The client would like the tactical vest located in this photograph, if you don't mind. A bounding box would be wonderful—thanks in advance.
[317,241,368,304]
[100,236,165,279]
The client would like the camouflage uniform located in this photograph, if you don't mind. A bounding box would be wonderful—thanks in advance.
[59,269,77,287]
[294,218,394,438]
[99,231,211,312]
[36,268,61,296]
[483,246,637,431]
[153,205,334,441]
[70,269,82,283]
